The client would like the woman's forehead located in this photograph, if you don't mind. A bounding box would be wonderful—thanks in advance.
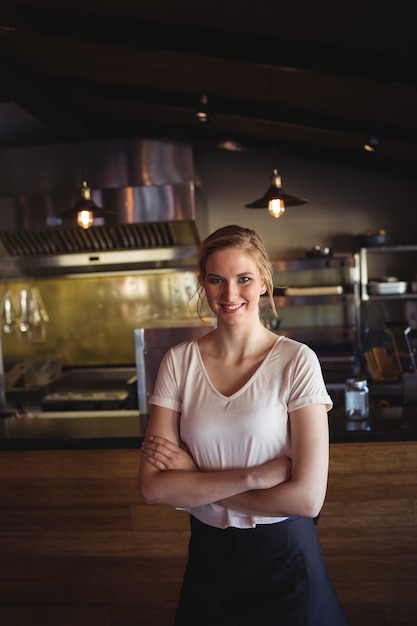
[206,248,259,271]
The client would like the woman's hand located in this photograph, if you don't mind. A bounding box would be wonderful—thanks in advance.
[142,434,291,485]
[142,435,198,472]
[216,455,292,512]
[250,455,292,490]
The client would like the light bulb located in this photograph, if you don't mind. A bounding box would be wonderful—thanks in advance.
[363,136,379,152]
[268,198,285,218]
[77,209,94,229]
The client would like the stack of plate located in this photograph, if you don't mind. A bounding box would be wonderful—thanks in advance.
[368,278,407,295]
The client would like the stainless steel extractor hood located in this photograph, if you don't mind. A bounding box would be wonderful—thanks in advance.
[0,139,200,277]
[0,216,200,277]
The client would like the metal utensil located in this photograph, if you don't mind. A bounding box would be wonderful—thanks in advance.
[1,290,16,334]
[384,321,417,405]
[18,289,30,334]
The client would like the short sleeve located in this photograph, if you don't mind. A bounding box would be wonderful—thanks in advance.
[287,344,333,413]
[148,348,182,413]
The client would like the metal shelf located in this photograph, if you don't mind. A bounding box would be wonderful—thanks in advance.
[265,293,355,307]
[360,245,417,254]
[271,254,356,272]
[365,293,417,301]
[266,253,360,377]
[277,326,356,342]
[359,245,417,302]
[358,246,417,384]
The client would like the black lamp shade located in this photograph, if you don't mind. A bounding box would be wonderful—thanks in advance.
[59,181,115,222]
[60,197,102,219]
[245,185,308,208]
[245,171,308,209]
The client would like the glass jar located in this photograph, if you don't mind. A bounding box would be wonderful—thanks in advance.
[344,378,369,420]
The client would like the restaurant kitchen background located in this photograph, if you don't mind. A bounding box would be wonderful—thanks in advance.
[0,137,416,410]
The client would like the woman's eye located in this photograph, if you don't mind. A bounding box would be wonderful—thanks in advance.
[238,276,251,283]
[207,277,223,284]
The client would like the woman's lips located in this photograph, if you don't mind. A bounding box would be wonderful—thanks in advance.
[220,303,244,312]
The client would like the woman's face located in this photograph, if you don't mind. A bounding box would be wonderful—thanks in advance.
[203,248,266,324]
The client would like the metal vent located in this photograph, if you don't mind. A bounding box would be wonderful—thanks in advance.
[0,221,198,257]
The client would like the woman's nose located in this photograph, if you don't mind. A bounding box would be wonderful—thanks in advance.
[222,281,238,299]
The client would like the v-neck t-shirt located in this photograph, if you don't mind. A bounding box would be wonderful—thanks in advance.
[149,334,332,528]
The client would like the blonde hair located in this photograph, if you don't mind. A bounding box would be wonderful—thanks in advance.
[197,224,277,317]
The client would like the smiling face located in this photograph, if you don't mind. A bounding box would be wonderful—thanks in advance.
[204,248,267,325]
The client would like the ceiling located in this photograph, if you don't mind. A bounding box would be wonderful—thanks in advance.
[1,0,417,173]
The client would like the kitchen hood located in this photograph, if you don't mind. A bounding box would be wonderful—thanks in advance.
[0,139,200,277]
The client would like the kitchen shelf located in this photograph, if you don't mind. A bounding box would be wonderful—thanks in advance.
[359,245,417,302]
[264,253,360,378]
[363,294,417,301]
[271,254,356,273]
[358,246,417,382]
[268,293,355,307]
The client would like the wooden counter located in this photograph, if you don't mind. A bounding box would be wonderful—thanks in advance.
[0,443,416,626]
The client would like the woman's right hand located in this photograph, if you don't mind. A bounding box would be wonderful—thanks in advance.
[142,435,198,472]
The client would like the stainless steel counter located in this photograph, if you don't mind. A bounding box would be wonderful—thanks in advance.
[0,409,144,450]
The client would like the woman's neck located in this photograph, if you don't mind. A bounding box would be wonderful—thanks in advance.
[206,319,275,358]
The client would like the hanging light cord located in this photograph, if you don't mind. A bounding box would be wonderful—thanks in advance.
[268,65,277,173]
[74,38,86,185]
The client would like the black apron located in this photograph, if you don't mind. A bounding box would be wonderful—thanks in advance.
[174,515,349,626]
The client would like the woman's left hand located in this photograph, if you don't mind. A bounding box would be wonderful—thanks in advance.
[142,435,198,472]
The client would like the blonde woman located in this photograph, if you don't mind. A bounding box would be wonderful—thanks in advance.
[140,224,348,625]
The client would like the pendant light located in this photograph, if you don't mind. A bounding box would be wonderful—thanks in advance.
[363,135,379,152]
[59,122,115,230]
[60,180,110,229]
[58,41,114,229]
[196,93,214,125]
[245,66,308,218]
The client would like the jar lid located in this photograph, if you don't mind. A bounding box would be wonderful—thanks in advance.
[346,378,368,389]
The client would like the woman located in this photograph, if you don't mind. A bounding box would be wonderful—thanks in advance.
[139,224,348,625]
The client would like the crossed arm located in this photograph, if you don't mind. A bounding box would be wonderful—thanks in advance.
[139,403,329,519]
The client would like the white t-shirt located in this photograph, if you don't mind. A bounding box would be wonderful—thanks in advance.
[149,334,332,529]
